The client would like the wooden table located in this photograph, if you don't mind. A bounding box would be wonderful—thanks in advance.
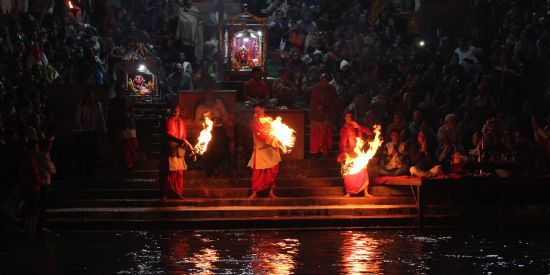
[380,178,423,229]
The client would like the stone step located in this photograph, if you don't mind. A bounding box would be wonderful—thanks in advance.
[49,185,413,200]
[47,214,437,230]
[48,196,416,208]
[63,177,348,189]
[50,186,345,199]
[46,204,419,220]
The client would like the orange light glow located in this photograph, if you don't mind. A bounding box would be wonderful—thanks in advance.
[68,1,73,9]
[341,232,382,273]
[194,116,214,155]
[259,116,296,153]
[341,124,383,175]
[250,236,299,274]
[191,247,219,274]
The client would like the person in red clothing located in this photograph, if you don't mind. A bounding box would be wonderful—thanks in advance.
[109,85,138,170]
[309,73,338,158]
[247,104,281,199]
[243,67,270,102]
[18,139,45,234]
[161,105,192,201]
[338,113,373,197]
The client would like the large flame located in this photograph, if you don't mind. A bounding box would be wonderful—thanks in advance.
[259,116,296,153]
[194,116,214,155]
[341,124,383,175]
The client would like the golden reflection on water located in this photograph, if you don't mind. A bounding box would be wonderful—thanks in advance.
[250,235,300,274]
[341,231,383,274]
[188,247,219,274]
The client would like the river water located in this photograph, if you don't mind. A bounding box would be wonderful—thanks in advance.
[2,230,549,274]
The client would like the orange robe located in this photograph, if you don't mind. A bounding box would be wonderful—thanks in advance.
[165,116,187,195]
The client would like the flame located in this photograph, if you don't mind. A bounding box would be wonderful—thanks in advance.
[259,116,296,153]
[194,116,214,155]
[341,124,383,175]
[68,1,73,9]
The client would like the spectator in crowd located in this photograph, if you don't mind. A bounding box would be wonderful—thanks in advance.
[74,89,107,183]
[18,140,43,234]
[369,129,409,177]
[108,84,138,170]
[409,131,443,177]
[243,66,269,102]
[34,139,56,233]
[272,67,298,108]
[437,114,459,151]
[166,63,194,103]
[285,51,308,82]
[386,112,407,141]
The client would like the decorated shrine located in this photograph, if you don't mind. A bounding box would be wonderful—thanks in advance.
[219,12,267,80]
[123,43,161,102]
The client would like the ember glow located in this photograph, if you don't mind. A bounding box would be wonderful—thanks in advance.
[68,1,73,9]
[194,116,214,155]
[259,116,296,153]
[341,124,383,175]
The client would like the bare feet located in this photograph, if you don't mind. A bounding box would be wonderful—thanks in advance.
[248,192,257,199]
[160,195,168,203]
[364,191,374,198]
[177,193,185,200]
[269,189,278,199]
[343,193,350,198]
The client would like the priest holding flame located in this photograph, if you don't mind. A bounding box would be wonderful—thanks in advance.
[194,86,229,178]
[338,113,382,198]
[161,105,193,202]
[247,103,283,199]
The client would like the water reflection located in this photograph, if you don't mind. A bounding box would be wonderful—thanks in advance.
[186,247,219,274]
[3,230,550,274]
[249,233,300,274]
[340,231,383,274]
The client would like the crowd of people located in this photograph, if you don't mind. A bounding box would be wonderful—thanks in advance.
[2,0,550,230]
[260,0,550,179]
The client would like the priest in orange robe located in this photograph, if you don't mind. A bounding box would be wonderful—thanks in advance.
[248,104,282,199]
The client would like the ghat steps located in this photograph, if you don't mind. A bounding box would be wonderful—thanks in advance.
[47,103,451,230]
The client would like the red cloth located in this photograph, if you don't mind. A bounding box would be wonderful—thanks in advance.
[309,84,336,122]
[166,170,184,195]
[310,127,333,154]
[374,175,419,184]
[374,173,463,184]
[124,137,138,168]
[243,79,269,101]
[166,116,186,140]
[289,32,305,54]
[18,153,44,192]
[343,169,369,194]
[252,164,279,192]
